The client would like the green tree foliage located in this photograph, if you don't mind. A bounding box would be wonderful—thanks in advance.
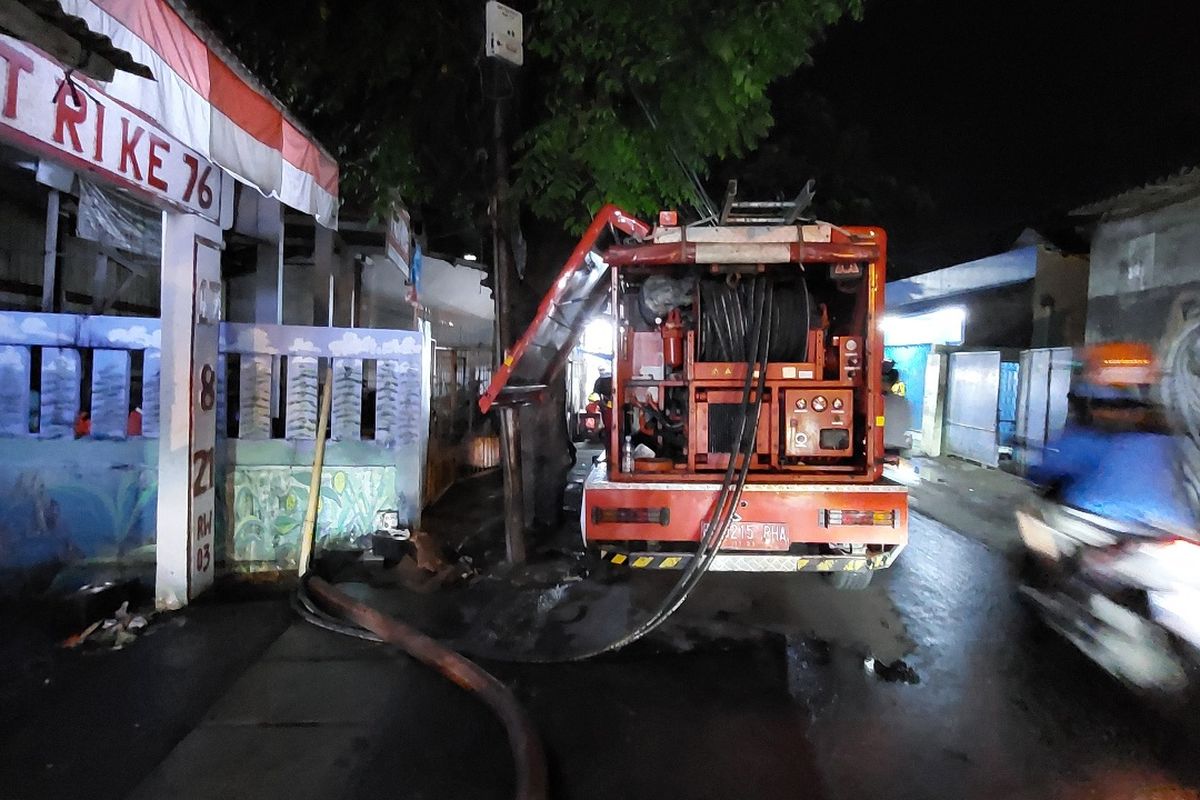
[518,0,862,228]
[192,0,862,238]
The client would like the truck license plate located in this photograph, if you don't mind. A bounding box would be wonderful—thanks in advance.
[707,520,790,551]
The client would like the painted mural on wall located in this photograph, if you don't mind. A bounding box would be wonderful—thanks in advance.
[228,465,397,570]
[0,312,163,590]
[0,443,157,582]
[221,322,427,571]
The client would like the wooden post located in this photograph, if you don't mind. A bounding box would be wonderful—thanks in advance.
[312,223,334,327]
[298,366,334,576]
[332,250,355,327]
[491,56,527,563]
[499,405,526,563]
[254,196,284,325]
[41,189,59,312]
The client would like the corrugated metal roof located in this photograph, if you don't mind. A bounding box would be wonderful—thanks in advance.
[1072,167,1200,220]
[886,245,1038,309]
[0,0,153,79]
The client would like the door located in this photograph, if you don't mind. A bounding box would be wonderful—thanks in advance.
[1014,347,1073,471]
[944,350,1002,467]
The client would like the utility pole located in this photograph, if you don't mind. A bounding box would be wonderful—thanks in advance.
[486,1,527,563]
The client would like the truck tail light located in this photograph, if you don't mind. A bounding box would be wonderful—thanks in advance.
[592,507,671,526]
[821,509,896,527]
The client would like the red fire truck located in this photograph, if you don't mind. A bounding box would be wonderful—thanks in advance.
[481,196,907,589]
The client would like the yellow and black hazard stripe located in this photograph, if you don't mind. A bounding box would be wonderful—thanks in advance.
[598,551,689,569]
[597,549,874,572]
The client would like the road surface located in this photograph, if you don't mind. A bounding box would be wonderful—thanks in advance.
[345,510,1200,800]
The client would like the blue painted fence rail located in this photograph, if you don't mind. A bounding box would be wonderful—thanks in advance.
[0,311,429,581]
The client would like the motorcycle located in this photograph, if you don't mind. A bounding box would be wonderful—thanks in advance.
[1016,499,1200,699]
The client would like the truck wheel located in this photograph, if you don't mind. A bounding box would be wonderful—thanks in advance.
[824,569,874,591]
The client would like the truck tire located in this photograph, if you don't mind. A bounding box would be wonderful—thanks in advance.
[825,569,874,591]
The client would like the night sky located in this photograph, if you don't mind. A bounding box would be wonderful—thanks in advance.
[760,0,1200,276]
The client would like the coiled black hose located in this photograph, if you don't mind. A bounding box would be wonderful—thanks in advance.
[699,278,807,362]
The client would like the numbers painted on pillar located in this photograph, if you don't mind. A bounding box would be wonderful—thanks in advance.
[195,542,211,573]
[192,447,214,497]
[196,281,222,324]
[199,363,215,411]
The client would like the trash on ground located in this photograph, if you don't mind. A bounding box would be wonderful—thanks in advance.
[61,601,155,651]
[411,530,450,573]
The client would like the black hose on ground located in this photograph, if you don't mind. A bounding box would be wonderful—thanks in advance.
[299,276,773,668]
[548,276,771,660]
[302,575,548,800]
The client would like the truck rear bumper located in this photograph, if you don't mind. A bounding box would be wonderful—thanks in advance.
[595,547,904,572]
[583,464,908,572]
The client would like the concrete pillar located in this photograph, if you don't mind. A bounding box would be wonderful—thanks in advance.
[312,224,334,327]
[254,196,284,324]
[155,211,224,609]
[920,350,949,457]
[90,248,109,313]
[41,189,59,312]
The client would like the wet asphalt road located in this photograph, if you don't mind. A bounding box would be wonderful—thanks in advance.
[5,472,1199,799]
[345,508,1200,800]
[788,512,1198,800]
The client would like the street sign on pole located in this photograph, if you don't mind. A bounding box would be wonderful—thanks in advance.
[485,1,523,66]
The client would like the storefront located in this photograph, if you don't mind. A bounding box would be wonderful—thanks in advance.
[0,0,350,608]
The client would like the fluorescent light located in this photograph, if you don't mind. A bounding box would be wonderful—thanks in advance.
[582,316,614,354]
[462,253,478,261]
[880,306,966,346]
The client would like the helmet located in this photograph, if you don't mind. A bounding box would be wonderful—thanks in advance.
[1074,342,1158,402]
[587,392,601,403]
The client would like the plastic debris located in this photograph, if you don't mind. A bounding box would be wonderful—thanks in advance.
[411,530,449,573]
[61,601,156,650]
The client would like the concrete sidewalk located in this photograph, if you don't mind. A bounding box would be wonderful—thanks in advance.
[125,621,483,800]
[889,455,1037,558]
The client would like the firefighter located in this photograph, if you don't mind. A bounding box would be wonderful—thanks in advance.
[883,360,906,397]
[1027,342,1194,533]
[592,375,614,456]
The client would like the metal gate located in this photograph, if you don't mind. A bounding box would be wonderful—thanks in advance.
[944,350,1002,467]
[1014,347,1073,473]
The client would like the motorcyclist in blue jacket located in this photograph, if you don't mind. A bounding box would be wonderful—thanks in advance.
[1028,342,1194,535]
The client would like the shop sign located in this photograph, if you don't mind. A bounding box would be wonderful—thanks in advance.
[0,35,224,223]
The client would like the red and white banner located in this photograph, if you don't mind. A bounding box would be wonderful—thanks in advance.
[0,35,226,222]
[57,0,338,228]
